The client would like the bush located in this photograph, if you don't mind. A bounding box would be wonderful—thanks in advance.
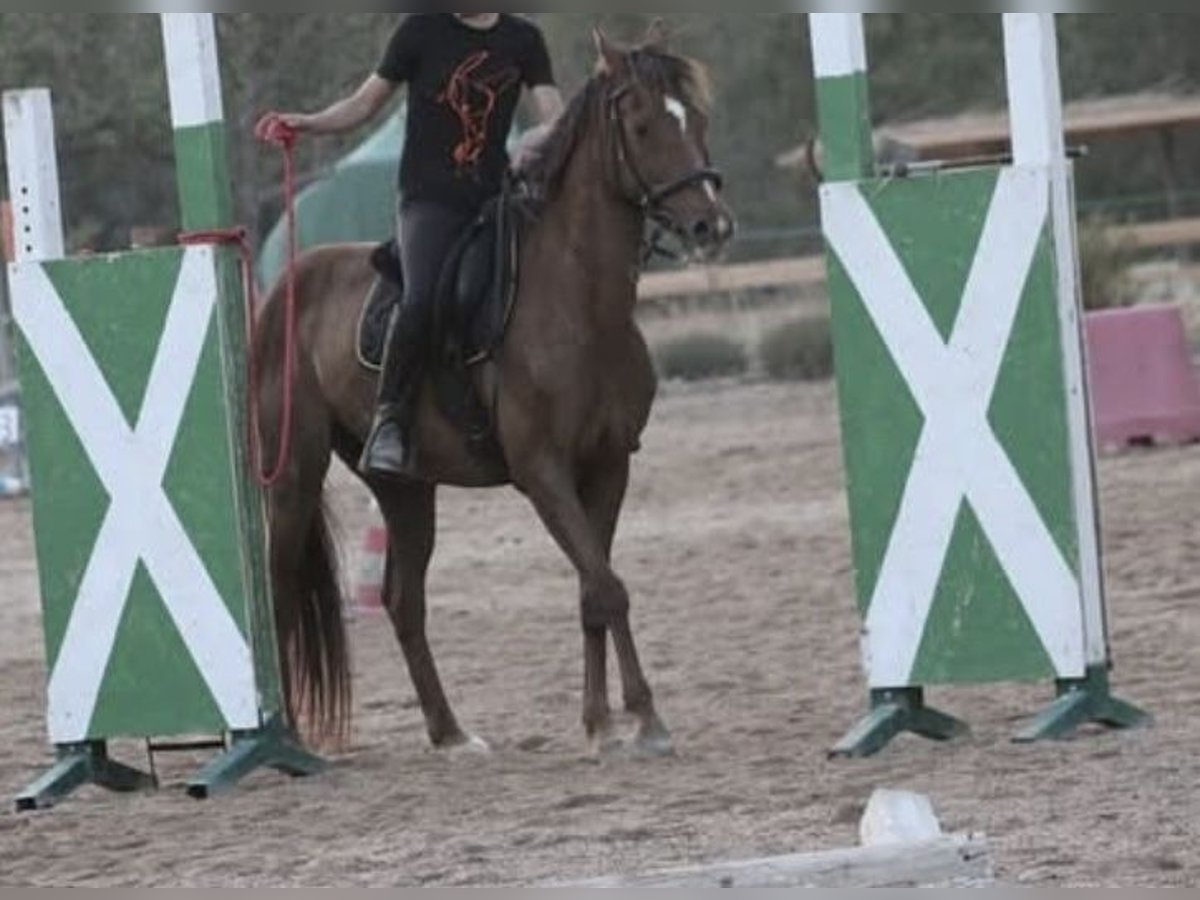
[760,317,835,382]
[654,333,750,382]
[1078,216,1138,312]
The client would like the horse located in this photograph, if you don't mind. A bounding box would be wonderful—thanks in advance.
[256,27,735,758]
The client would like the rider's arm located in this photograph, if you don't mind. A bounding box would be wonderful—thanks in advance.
[513,86,566,169]
[522,28,563,135]
[512,25,562,167]
[289,75,399,136]
[528,86,566,126]
[281,19,414,137]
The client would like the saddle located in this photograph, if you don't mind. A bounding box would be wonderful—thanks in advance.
[358,190,523,467]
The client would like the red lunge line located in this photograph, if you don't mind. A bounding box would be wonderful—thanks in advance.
[180,116,300,490]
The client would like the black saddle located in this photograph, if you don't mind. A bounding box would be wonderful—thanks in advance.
[358,192,523,467]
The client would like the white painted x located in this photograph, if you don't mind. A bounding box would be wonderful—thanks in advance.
[11,248,258,744]
[821,167,1086,688]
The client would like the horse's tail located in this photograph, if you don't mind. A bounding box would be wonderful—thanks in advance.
[277,495,353,747]
[254,249,354,745]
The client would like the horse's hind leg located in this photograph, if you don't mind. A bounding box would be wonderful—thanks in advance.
[373,480,483,752]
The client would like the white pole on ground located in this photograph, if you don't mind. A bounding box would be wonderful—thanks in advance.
[1003,13,1108,669]
[2,90,66,264]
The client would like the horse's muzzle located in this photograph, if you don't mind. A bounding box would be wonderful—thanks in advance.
[685,206,737,262]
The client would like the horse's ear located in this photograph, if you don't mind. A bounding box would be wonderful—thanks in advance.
[593,27,626,77]
[643,18,669,49]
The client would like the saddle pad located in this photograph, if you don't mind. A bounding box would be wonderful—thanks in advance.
[357,275,399,373]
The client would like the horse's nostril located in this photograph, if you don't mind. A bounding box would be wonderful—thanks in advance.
[691,220,716,245]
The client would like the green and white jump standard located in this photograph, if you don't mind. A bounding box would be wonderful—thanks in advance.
[810,13,1147,757]
[5,14,322,811]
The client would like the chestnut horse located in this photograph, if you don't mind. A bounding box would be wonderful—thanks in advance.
[257,30,734,756]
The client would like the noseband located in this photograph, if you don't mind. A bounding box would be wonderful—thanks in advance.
[606,84,724,222]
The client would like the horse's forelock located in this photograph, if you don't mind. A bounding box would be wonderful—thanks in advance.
[630,47,713,116]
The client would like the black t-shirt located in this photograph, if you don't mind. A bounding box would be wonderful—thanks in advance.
[378,14,555,212]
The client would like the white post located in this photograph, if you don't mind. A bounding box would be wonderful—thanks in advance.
[2,90,66,263]
[1003,13,1108,670]
[1004,13,1069,170]
[809,14,874,183]
[809,14,869,80]
[2,88,63,496]
[160,13,225,131]
[159,13,233,231]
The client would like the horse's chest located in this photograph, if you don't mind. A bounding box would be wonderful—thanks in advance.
[509,315,655,455]
[578,343,656,456]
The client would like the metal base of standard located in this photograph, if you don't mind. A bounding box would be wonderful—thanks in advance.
[16,742,157,812]
[16,723,325,810]
[831,688,969,759]
[185,724,325,801]
[1014,666,1149,744]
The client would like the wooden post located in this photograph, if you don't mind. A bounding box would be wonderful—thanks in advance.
[558,835,994,889]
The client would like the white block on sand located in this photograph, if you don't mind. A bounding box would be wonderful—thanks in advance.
[861,790,945,848]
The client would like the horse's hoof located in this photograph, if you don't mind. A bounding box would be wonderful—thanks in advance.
[439,733,493,756]
[589,719,675,760]
[633,721,676,759]
[589,727,625,760]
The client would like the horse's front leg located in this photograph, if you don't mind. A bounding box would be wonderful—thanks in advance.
[517,455,673,757]
[580,457,674,757]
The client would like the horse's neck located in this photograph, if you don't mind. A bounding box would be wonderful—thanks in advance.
[528,133,645,327]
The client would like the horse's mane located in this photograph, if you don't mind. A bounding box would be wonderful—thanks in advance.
[520,44,712,204]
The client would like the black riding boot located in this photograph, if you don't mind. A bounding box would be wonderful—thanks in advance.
[360,304,427,478]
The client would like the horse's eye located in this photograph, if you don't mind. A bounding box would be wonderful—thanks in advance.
[635,123,651,138]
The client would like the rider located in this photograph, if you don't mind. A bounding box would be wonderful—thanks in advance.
[264,13,564,477]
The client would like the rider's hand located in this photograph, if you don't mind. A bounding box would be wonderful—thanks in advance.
[511,123,553,173]
[255,112,306,146]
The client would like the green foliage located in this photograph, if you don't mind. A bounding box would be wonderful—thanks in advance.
[760,317,835,383]
[655,332,750,382]
[1077,217,1138,311]
[0,13,394,250]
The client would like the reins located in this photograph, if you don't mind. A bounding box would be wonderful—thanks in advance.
[182,115,301,490]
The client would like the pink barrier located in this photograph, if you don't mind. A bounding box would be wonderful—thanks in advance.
[1086,304,1200,449]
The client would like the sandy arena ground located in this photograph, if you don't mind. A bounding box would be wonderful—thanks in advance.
[0,381,1197,888]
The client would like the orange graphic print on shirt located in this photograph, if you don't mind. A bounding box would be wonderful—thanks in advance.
[438,51,521,174]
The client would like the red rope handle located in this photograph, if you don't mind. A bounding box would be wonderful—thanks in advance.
[181,117,300,490]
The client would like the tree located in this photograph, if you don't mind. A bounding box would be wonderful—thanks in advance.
[3,14,1200,257]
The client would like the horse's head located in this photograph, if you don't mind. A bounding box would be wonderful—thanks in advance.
[595,26,736,262]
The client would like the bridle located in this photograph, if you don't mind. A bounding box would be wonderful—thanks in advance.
[605,82,724,257]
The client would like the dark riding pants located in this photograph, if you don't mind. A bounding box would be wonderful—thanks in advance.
[378,201,479,406]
